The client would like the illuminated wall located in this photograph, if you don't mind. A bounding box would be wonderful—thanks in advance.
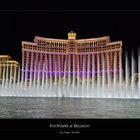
[22,31,122,81]
[0,55,19,83]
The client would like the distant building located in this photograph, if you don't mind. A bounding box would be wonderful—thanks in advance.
[22,31,122,82]
[0,55,19,83]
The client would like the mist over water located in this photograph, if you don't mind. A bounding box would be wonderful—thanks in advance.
[0,51,140,118]
[0,50,140,98]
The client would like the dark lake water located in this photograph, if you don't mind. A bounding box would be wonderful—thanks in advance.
[0,97,140,118]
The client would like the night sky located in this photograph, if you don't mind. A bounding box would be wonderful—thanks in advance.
[0,11,140,67]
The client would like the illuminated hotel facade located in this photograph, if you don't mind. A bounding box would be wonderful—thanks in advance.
[0,55,19,83]
[22,31,122,82]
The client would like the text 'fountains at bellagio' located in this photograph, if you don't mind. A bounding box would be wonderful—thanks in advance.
[0,32,140,98]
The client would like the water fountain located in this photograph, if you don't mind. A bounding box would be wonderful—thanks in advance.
[0,50,140,98]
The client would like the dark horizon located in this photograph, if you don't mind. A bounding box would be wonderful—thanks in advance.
[0,11,140,65]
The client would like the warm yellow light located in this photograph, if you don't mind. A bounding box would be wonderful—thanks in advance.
[67,31,76,40]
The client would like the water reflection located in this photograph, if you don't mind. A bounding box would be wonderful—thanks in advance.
[0,97,140,118]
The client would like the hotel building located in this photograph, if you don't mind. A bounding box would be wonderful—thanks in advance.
[22,31,122,82]
[0,55,19,83]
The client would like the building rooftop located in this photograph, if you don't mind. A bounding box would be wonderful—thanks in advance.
[0,55,18,65]
[0,55,11,59]
[33,32,110,43]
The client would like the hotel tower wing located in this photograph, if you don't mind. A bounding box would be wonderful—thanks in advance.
[22,31,122,82]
